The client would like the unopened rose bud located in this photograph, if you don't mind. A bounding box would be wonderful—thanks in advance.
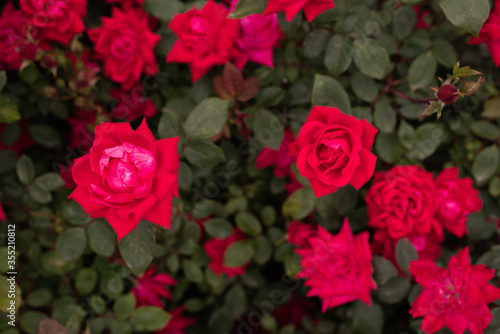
[41,86,57,98]
[437,85,459,104]
[461,76,484,96]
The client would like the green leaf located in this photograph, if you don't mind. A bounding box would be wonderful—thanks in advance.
[182,259,204,283]
[282,187,316,219]
[375,132,404,164]
[130,306,171,331]
[224,240,254,268]
[16,155,35,185]
[34,173,64,191]
[467,211,496,242]
[470,121,499,141]
[377,276,411,304]
[178,161,193,190]
[439,0,490,36]
[481,97,500,119]
[87,220,117,257]
[185,98,229,140]
[393,5,417,39]
[63,201,91,226]
[252,108,285,150]
[228,0,267,18]
[398,120,416,150]
[373,98,397,134]
[27,289,52,307]
[0,71,6,92]
[235,212,262,236]
[204,218,234,239]
[253,235,273,265]
[110,320,133,334]
[303,29,330,58]
[408,123,448,162]
[29,124,62,148]
[144,0,183,21]
[395,238,418,275]
[114,294,136,320]
[352,38,390,80]
[256,87,286,107]
[118,220,155,275]
[432,39,458,67]
[75,268,98,296]
[19,63,39,83]
[20,311,48,334]
[408,52,437,92]
[158,109,186,142]
[352,302,384,334]
[324,35,353,76]
[224,284,247,318]
[0,94,20,124]
[312,74,352,114]
[184,140,225,168]
[28,183,52,204]
[56,227,87,261]
[472,145,499,185]
[351,72,379,103]
[373,255,399,286]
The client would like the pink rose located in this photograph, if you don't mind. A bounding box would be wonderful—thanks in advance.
[131,266,177,307]
[68,119,179,240]
[263,0,335,22]
[290,106,378,197]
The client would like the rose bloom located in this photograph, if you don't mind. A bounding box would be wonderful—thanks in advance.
[410,247,500,334]
[287,220,316,249]
[256,128,296,178]
[0,203,6,221]
[366,166,440,239]
[263,0,335,22]
[68,119,179,240]
[155,306,196,334]
[296,220,376,312]
[468,1,500,66]
[231,0,282,68]
[67,109,98,154]
[166,1,241,82]
[88,7,160,90]
[204,228,249,277]
[0,2,45,70]
[131,267,177,307]
[20,0,87,46]
[289,106,377,197]
[434,168,482,238]
[110,84,157,121]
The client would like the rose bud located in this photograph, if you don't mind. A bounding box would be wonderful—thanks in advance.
[437,84,459,104]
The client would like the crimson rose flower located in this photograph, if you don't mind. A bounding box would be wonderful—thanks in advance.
[131,267,177,307]
[204,228,249,277]
[68,119,179,241]
[256,128,296,178]
[166,1,241,82]
[88,7,160,89]
[468,1,500,66]
[155,306,196,334]
[110,84,157,121]
[20,0,87,46]
[287,220,316,249]
[434,168,482,238]
[289,106,377,197]
[263,0,335,22]
[296,220,376,312]
[0,203,5,221]
[0,2,46,70]
[410,247,500,334]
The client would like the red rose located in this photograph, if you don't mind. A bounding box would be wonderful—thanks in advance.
[366,166,439,239]
[155,306,196,334]
[434,168,482,238]
[20,0,87,46]
[468,1,500,66]
[131,266,177,307]
[287,220,316,249]
[0,203,6,221]
[296,220,376,312]
[166,1,241,82]
[68,119,179,241]
[263,0,335,22]
[110,84,157,121]
[290,106,377,197]
[204,228,249,277]
[410,247,500,334]
[88,7,160,89]
[256,128,296,178]
[0,2,46,70]
[67,109,98,154]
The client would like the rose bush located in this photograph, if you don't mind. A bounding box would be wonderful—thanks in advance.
[2,0,500,333]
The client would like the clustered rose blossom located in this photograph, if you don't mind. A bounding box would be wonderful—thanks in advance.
[410,247,500,334]
[204,228,249,277]
[263,0,335,22]
[155,306,196,334]
[231,0,283,68]
[295,220,376,312]
[20,0,87,46]
[88,7,160,89]
[256,129,296,178]
[290,106,378,197]
[110,84,157,121]
[0,203,6,221]
[68,120,179,240]
[131,266,177,307]
[468,0,500,66]
[367,166,482,265]
[414,5,432,29]
[0,2,45,70]
[287,220,316,249]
